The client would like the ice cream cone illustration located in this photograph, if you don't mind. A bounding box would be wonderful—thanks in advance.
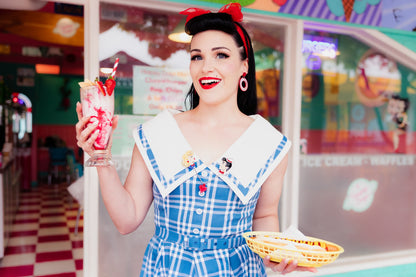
[246,0,287,12]
[342,0,355,22]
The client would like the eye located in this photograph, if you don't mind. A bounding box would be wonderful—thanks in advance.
[191,55,202,61]
[217,52,229,59]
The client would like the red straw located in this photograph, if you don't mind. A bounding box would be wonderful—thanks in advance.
[111,58,119,78]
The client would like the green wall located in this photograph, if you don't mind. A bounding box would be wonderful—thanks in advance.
[0,62,81,125]
[34,74,81,125]
[33,75,83,125]
[0,63,36,104]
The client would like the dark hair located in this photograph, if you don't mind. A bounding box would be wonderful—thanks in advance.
[221,157,232,170]
[391,94,410,112]
[183,13,257,115]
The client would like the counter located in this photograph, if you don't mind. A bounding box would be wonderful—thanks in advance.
[0,157,21,258]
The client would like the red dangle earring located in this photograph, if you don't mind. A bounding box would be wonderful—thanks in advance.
[239,72,248,92]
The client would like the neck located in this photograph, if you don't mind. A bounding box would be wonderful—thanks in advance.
[191,104,244,127]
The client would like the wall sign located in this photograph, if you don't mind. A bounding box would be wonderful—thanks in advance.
[53,17,80,38]
[343,178,378,213]
[132,66,191,115]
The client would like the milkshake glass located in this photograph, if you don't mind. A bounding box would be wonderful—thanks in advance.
[80,84,114,166]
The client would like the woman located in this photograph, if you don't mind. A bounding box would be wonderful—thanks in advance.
[76,3,316,276]
[387,94,409,153]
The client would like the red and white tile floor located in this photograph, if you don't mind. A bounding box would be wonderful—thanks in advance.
[0,183,83,277]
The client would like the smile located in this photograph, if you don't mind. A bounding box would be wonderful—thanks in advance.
[199,77,221,89]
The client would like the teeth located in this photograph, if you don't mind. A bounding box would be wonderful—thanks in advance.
[201,79,220,85]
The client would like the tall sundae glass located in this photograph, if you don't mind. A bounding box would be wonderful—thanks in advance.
[80,82,114,166]
[79,58,118,167]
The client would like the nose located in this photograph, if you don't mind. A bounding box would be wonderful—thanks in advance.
[202,57,214,73]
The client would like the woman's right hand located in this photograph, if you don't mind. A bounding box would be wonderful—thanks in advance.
[75,101,99,157]
[75,102,119,158]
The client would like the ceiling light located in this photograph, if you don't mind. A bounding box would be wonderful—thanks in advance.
[100,67,113,74]
[35,64,60,75]
[168,19,191,43]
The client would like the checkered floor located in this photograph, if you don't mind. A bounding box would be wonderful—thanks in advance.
[0,183,83,277]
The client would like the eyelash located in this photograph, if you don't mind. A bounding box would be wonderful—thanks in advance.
[190,52,230,61]
[217,52,229,59]
[191,55,201,61]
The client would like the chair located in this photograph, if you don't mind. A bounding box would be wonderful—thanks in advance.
[67,176,84,236]
[47,147,68,185]
[66,150,83,184]
[66,149,84,235]
[37,147,50,184]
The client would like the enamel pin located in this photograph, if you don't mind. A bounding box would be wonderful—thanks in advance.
[219,157,232,174]
[182,150,196,169]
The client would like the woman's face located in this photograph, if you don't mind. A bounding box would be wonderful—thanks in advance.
[189,30,248,106]
[388,98,405,115]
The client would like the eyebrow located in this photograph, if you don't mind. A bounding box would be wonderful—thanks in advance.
[190,46,231,53]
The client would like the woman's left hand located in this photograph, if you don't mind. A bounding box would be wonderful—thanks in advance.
[263,256,318,275]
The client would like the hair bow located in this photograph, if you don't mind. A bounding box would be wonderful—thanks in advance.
[218,3,243,22]
[180,2,244,24]
[179,7,210,24]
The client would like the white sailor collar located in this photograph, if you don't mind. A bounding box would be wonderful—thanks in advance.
[132,109,291,204]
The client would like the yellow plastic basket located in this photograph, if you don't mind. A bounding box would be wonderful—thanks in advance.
[243,231,344,268]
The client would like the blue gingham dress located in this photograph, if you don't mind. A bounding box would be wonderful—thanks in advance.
[133,110,291,277]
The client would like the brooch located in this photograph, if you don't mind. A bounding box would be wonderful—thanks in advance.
[182,150,207,196]
[219,157,232,174]
[199,184,207,193]
[182,150,196,169]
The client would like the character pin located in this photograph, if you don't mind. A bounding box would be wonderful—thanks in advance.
[219,157,232,174]
[182,150,196,169]
[182,150,207,196]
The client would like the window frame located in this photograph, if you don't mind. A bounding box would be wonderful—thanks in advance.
[77,0,416,276]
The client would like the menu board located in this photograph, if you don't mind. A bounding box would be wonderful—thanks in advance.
[132,66,192,115]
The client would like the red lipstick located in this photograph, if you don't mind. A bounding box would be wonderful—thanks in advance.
[199,77,221,89]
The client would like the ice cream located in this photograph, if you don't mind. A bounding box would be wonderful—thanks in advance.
[342,0,355,22]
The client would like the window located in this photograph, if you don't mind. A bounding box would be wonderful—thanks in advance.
[298,29,416,259]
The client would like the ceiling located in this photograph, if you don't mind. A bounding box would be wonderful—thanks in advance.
[0,2,84,76]
[0,0,48,11]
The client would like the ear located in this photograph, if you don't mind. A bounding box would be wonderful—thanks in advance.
[241,58,248,76]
